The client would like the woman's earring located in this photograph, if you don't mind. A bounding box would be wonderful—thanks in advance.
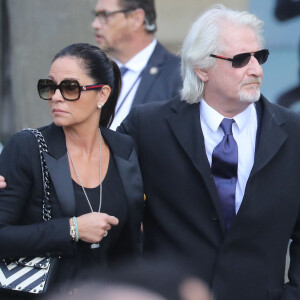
[97,103,103,109]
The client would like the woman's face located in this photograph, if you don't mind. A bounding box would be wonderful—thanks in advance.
[47,56,107,128]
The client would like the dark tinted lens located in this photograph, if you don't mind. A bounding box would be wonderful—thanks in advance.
[232,53,251,68]
[38,79,55,100]
[60,80,80,100]
[255,49,269,65]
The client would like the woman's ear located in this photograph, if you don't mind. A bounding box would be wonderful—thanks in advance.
[195,67,209,82]
[97,85,111,107]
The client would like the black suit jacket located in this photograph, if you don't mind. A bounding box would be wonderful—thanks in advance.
[119,95,300,300]
[0,124,143,287]
[131,42,182,107]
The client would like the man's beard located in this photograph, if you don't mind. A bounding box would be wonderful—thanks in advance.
[238,78,262,103]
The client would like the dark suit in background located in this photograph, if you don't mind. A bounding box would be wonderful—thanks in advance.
[92,0,182,131]
[109,41,182,130]
[119,95,300,300]
[131,42,182,107]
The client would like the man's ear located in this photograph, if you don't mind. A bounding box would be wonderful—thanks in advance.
[131,8,146,31]
[195,67,209,82]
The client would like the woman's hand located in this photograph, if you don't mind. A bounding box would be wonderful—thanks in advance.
[75,212,119,243]
[0,176,7,188]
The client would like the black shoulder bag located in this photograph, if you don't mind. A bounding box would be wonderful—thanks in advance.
[0,128,58,295]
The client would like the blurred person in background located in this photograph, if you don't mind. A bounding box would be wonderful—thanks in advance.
[275,0,300,110]
[92,0,182,130]
[46,258,213,300]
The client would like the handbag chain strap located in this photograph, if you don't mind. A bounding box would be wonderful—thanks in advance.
[23,128,51,221]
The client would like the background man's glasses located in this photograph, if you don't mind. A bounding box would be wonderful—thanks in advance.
[210,49,269,68]
[37,79,104,101]
[93,8,135,24]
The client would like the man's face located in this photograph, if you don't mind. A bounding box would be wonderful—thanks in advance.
[91,0,132,57]
[202,23,264,114]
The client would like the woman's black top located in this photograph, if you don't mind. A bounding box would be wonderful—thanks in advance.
[70,153,128,281]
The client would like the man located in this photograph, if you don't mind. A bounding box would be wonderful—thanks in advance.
[118,4,300,300]
[92,0,182,130]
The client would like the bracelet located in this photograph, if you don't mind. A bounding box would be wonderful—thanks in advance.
[70,221,76,241]
[73,216,79,242]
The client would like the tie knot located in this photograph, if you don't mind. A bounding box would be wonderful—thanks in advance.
[220,118,234,135]
[120,66,129,77]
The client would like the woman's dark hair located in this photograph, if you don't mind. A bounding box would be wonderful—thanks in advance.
[53,43,121,128]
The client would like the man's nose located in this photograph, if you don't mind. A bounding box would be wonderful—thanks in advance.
[91,17,102,29]
[247,55,263,77]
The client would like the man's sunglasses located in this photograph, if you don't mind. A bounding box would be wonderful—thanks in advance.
[210,49,269,68]
[37,79,104,101]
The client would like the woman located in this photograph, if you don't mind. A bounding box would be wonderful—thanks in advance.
[0,43,143,298]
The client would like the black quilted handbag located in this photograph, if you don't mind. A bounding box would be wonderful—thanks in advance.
[0,128,58,295]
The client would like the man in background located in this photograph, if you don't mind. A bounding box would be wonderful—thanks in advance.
[92,0,182,130]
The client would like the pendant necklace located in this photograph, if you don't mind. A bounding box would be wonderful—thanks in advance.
[67,129,103,249]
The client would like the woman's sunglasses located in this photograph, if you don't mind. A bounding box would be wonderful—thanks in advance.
[37,79,104,101]
[210,49,269,68]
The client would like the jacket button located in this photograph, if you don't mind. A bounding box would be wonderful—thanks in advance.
[212,214,218,221]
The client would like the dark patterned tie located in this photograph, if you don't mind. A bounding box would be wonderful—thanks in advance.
[120,66,129,77]
[211,118,238,230]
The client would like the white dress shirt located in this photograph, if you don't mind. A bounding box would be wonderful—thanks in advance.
[200,99,257,213]
[110,39,157,131]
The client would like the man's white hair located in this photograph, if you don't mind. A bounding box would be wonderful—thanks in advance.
[180,4,265,104]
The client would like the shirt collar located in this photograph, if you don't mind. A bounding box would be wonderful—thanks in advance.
[234,103,256,132]
[200,98,256,133]
[116,39,157,73]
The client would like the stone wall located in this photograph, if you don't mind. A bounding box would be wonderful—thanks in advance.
[0,0,247,142]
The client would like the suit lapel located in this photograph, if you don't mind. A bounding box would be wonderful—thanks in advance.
[43,125,143,219]
[101,127,143,232]
[250,97,287,178]
[132,43,165,107]
[167,101,226,233]
[166,97,287,234]
[230,97,287,230]
[101,127,143,202]
[43,124,76,217]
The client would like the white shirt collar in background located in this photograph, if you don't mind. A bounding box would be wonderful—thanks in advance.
[110,39,157,131]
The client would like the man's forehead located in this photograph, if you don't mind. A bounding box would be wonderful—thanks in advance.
[219,24,259,54]
[95,0,121,11]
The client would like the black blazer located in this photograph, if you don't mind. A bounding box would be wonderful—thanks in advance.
[131,42,182,107]
[119,95,300,300]
[0,124,143,286]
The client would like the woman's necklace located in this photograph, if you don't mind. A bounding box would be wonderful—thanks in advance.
[67,129,102,249]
